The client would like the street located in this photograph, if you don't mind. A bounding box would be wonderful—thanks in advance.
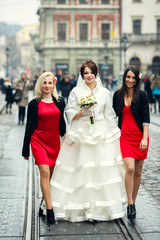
[0,93,160,239]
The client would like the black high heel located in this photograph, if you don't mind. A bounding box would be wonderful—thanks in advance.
[133,203,136,217]
[127,204,136,219]
[39,205,45,217]
[47,208,55,224]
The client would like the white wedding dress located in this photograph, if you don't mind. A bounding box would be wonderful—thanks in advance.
[50,82,126,222]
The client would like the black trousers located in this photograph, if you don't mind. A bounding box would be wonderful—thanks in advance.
[153,95,160,113]
[6,102,12,110]
[18,106,26,124]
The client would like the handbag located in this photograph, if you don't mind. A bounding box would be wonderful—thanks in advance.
[14,90,23,103]
[14,81,26,103]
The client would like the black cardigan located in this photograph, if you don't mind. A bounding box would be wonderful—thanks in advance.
[113,90,150,132]
[22,96,66,157]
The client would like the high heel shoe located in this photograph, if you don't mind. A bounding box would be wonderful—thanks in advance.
[47,208,55,224]
[39,205,45,217]
[133,203,136,217]
[127,204,136,219]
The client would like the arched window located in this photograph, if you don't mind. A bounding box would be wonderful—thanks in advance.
[152,56,160,75]
[130,57,141,71]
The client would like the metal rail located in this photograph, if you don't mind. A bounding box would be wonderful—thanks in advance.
[25,153,33,240]
[115,217,145,240]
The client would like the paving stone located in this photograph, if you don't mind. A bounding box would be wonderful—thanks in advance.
[0,104,28,239]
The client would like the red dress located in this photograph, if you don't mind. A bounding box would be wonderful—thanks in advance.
[120,105,149,160]
[31,101,60,167]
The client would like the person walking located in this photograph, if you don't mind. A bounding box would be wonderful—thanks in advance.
[70,74,77,90]
[4,78,14,114]
[151,73,160,114]
[113,65,150,220]
[60,74,72,103]
[22,72,66,224]
[14,72,34,125]
[55,70,63,93]
[50,60,125,222]
[144,75,154,112]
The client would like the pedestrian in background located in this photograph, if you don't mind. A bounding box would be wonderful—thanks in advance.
[151,74,160,114]
[50,60,125,222]
[55,69,63,93]
[60,74,72,103]
[22,72,66,224]
[4,78,14,114]
[14,72,34,125]
[70,74,77,90]
[144,75,154,112]
[112,75,117,91]
[32,73,40,93]
[113,65,150,220]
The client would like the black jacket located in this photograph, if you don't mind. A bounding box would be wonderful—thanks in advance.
[22,96,66,157]
[113,90,150,132]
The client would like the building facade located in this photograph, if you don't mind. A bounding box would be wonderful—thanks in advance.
[16,24,39,77]
[122,0,160,75]
[38,0,121,82]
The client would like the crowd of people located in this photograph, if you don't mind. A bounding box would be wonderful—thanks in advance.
[1,61,160,224]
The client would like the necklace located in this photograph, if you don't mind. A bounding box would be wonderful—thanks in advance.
[41,96,53,103]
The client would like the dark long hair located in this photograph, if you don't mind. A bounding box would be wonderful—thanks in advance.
[80,60,98,78]
[120,65,141,103]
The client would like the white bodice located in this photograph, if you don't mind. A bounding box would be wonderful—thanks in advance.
[65,84,117,129]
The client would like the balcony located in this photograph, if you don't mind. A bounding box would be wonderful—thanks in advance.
[127,33,160,44]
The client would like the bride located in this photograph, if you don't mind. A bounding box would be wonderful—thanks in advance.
[50,60,126,222]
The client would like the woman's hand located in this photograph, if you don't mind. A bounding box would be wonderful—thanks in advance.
[82,107,92,116]
[73,107,92,121]
[24,157,29,160]
[139,138,148,151]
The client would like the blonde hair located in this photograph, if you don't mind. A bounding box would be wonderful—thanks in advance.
[34,72,58,100]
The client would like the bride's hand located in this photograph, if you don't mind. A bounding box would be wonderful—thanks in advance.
[82,107,92,116]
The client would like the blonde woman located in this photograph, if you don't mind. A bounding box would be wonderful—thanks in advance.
[22,72,66,224]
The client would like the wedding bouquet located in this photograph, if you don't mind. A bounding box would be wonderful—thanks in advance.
[78,93,98,124]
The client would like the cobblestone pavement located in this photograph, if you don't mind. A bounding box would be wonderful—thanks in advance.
[142,126,160,202]
[0,103,28,239]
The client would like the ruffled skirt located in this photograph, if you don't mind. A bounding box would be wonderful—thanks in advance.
[50,119,126,222]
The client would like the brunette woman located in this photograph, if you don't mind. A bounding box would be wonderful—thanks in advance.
[113,65,150,219]
[22,72,66,223]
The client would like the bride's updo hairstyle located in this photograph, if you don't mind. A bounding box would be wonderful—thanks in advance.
[80,60,98,79]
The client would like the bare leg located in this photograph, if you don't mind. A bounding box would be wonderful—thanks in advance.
[132,159,144,203]
[38,165,52,209]
[123,157,135,205]
[40,166,55,204]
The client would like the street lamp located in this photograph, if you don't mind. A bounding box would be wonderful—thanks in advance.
[5,46,10,78]
[121,34,129,70]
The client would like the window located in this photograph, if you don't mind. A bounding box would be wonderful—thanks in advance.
[152,57,160,75]
[133,20,141,34]
[79,0,88,4]
[80,23,88,41]
[57,0,66,3]
[101,23,110,40]
[58,23,66,41]
[101,0,110,4]
[157,19,160,34]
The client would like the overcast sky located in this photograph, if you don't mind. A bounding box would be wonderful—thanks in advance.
[0,0,40,26]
